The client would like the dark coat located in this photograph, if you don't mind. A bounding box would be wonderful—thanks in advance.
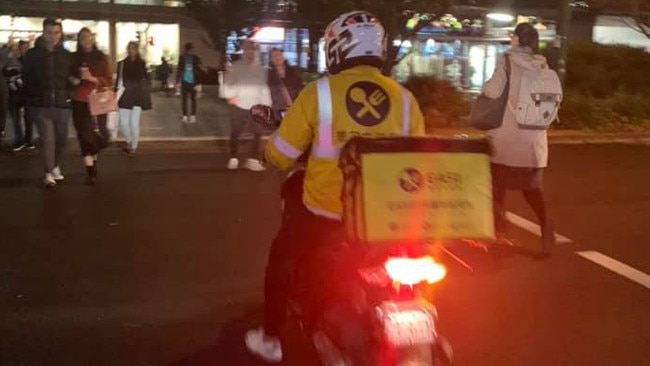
[267,62,303,109]
[22,43,74,109]
[116,56,151,110]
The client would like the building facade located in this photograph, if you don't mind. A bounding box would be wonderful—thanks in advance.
[0,0,221,70]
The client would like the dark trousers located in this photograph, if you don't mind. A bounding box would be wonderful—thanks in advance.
[181,82,197,116]
[33,107,70,173]
[9,99,34,146]
[0,91,6,134]
[263,202,347,337]
[229,105,263,159]
[72,101,109,157]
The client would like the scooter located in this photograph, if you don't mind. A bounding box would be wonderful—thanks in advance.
[251,105,459,366]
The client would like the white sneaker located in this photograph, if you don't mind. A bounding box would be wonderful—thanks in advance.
[227,158,239,170]
[182,116,189,123]
[245,327,282,363]
[51,166,64,181]
[189,115,196,123]
[245,158,266,171]
[44,173,56,188]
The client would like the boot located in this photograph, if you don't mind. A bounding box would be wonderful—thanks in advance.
[541,221,556,254]
[85,164,97,186]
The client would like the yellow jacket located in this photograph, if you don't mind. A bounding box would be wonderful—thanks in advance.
[265,65,425,219]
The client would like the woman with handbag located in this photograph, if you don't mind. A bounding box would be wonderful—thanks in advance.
[70,27,113,185]
[481,23,556,254]
[116,41,152,156]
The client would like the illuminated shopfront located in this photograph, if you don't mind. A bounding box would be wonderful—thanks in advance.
[227,26,309,69]
[0,15,179,67]
[0,16,110,52]
[115,22,179,65]
[391,13,557,90]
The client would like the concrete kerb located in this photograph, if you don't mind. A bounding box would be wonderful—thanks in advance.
[6,131,650,156]
[98,131,650,152]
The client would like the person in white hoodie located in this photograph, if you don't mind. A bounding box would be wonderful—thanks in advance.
[223,40,272,171]
[482,22,557,254]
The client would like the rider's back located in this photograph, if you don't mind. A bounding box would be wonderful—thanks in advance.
[267,65,425,219]
[265,10,426,220]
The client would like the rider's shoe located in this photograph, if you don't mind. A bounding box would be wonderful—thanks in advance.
[245,327,283,363]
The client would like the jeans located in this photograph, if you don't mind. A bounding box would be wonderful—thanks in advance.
[119,107,142,150]
[181,82,196,116]
[229,105,264,159]
[33,107,71,173]
[9,99,28,146]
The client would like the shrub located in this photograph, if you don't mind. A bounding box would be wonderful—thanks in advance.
[554,42,650,130]
[565,42,650,98]
[402,76,470,132]
[558,91,650,130]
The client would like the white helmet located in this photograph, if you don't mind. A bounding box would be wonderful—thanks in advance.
[324,11,386,74]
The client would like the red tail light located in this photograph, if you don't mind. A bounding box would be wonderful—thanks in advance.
[384,256,447,286]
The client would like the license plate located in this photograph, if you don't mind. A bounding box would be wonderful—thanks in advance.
[379,302,436,347]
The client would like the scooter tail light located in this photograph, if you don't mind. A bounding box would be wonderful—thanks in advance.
[384,256,447,286]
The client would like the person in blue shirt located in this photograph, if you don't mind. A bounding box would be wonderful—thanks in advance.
[176,42,202,123]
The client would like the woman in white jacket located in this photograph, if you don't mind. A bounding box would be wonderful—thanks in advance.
[482,23,556,253]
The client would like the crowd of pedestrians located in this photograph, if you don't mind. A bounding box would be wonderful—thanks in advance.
[0,19,305,183]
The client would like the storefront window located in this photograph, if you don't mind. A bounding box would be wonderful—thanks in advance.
[389,13,557,90]
[392,37,510,90]
[115,22,179,66]
[228,27,309,69]
[0,16,109,52]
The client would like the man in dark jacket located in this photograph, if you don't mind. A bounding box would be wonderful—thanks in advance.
[22,18,75,188]
[176,42,202,123]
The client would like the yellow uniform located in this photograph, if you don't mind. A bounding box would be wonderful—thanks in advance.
[265,65,425,219]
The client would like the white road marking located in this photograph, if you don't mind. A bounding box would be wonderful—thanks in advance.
[576,251,650,289]
[505,211,573,244]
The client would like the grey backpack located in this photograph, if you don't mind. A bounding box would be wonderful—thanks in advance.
[511,64,563,130]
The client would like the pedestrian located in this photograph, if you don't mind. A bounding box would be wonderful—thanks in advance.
[222,40,271,171]
[0,41,9,142]
[21,37,44,149]
[70,27,113,185]
[158,56,172,92]
[267,47,303,111]
[177,42,202,123]
[116,41,152,156]
[482,22,557,253]
[2,41,31,151]
[22,18,75,188]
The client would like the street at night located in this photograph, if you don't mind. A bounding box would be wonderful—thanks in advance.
[1,143,648,366]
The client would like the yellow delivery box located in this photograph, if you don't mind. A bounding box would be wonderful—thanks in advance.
[340,137,495,245]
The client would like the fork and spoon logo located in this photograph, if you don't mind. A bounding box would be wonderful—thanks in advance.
[345,81,390,126]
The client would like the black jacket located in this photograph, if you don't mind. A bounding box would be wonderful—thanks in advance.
[22,44,74,108]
